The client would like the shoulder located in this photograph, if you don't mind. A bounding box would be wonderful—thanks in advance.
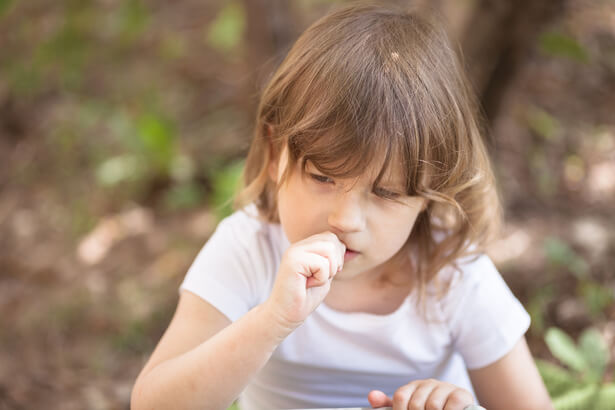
[213,203,285,253]
[205,202,289,268]
[434,252,531,369]
[446,252,499,289]
[180,203,286,320]
[434,252,513,313]
[427,229,498,290]
[217,203,269,240]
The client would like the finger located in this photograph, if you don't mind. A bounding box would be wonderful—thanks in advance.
[425,385,456,410]
[299,253,331,288]
[311,231,346,271]
[392,383,417,410]
[367,390,393,408]
[408,381,437,410]
[298,238,343,276]
[443,389,474,410]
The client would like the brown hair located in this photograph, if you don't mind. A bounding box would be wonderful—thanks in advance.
[233,2,502,309]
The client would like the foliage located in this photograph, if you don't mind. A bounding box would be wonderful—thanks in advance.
[539,31,590,63]
[0,0,16,16]
[542,237,613,321]
[543,237,588,278]
[209,160,245,221]
[527,106,561,141]
[527,284,555,334]
[538,327,615,410]
[206,1,246,55]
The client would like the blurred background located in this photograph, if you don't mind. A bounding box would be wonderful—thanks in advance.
[0,0,614,409]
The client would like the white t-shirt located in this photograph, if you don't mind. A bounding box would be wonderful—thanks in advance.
[180,204,530,409]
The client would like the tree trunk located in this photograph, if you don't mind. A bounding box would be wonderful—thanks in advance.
[461,0,567,124]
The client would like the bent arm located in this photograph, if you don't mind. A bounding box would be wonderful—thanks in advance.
[468,336,553,410]
[131,290,292,410]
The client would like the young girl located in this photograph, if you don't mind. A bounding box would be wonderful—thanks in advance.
[132,4,553,410]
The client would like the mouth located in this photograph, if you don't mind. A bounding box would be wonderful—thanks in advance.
[344,249,360,261]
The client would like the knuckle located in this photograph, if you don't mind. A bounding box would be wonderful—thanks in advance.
[392,389,407,404]
[320,260,330,272]
[327,232,340,246]
[426,397,445,410]
[408,399,423,410]
[324,241,336,254]
[448,389,472,406]
[324,231,338,240]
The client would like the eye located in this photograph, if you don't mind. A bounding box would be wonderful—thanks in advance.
[309,173,334,184]
[373,188,402,200]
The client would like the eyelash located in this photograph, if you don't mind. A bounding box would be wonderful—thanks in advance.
[309,173,402,200]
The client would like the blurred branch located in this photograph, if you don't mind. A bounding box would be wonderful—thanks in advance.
[462,0,567,123]
[241,0,296,114]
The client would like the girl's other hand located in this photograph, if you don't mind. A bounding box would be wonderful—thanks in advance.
[368,379,475,410]
[264,231,346,332]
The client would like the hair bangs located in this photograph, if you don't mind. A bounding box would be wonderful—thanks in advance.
[276,33,430,197]
[286,116,425,199]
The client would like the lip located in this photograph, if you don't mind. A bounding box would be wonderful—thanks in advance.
[344,249,359,261]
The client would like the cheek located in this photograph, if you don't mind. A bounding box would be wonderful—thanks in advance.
[278,179,319,243]
[377,209,419,243]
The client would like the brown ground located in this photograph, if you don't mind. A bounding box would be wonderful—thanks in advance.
[0,1,614,409]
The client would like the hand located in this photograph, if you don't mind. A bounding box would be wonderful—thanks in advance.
[264,231,346,331]
[368,379,475,410]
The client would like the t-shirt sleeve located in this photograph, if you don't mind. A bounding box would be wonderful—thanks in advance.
[439,253,531,370]
[179,215,272,322]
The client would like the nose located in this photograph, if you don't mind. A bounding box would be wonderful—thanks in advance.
[327,188,366,234]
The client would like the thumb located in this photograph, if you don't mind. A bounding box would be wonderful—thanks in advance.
[367,390,393,408]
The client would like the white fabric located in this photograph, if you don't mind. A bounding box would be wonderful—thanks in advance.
[180,204,530,409]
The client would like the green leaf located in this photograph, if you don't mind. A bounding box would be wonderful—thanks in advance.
[579,328,609,383]
[527,106,561,141]
[210,160,244,220]
[536,359,579,398]
[136,112,176,172]
[206,2,245,53]
[170,154,196,182]
[540,31,590,63]
[163,183,204,211]
[544,237,572,265]
[579,280,614,318]
[527,285,555,334]
[96,154,144,186]
[545,327,588,374]
[119,0,149,39]
[553,384,599,410]
[594,384,615,410]
[0,0,16,17]
[543,237,588,278]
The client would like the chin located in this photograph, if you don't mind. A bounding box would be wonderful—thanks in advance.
[333,270,357,281]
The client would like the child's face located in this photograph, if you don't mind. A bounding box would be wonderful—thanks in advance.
[270,145,426,282]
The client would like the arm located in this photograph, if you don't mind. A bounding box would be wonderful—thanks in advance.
[131,231,346,410]
[131,290,293,410]
[367,337,552,410]
[468,336,553,410]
